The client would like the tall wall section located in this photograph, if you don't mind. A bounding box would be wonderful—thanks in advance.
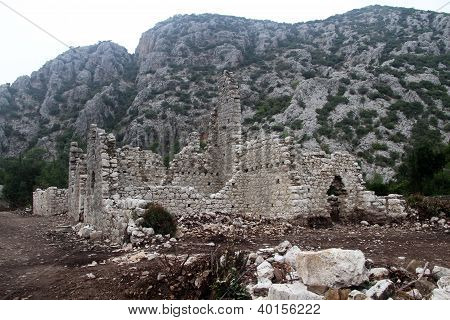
[33,187,68,216]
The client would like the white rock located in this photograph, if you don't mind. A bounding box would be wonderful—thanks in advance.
[296,248,368,287]
[437,276,450,292]
[257,261,274,280]
[254,255,265,266]
[369,267,389,279]
[406,289,422,300]
[284,245,301,269]
[78,226,93,239]
[432,265,450,280]
[431,289,450,300]
[142,227,155,236]
[86,273,96,279]
[268,283,323,300]
[252,278,272,295]
[274,253,285,264]
[276,240,292,254]
[349,290,367,300]
[360,220,369,226]
[366,279,395,300]
[416,267,431,276]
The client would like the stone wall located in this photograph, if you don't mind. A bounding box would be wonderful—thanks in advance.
[57,70,407,243]
[33,187,68,216]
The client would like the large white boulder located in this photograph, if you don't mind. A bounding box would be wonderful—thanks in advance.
[268,283,322,300]
[296,248,368,287]
[437,276,450,292]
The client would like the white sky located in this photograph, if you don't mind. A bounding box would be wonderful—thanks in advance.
[0,0,448,84]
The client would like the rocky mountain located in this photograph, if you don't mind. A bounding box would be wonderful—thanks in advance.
[0,5,449,178]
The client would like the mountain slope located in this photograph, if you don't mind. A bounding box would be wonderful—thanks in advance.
[0,5,449,177]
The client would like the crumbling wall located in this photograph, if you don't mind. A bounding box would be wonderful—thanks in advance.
[68,142,87,222]
[33,187,67,216]
[117,146,166,193]
[294,151,366,220]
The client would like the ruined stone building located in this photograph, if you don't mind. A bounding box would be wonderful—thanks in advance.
[33,71,406,242]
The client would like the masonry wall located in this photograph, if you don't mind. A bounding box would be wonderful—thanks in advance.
[117,146,166,193]
[33,187,68,216]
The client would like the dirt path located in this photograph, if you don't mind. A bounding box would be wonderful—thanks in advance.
[0,211,448,299]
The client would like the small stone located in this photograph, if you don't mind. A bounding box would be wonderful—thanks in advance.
[257,261,274,280]
[406,259,424,273]
[432,265,450,280]
[360,220,369,226]
[349,290,367,300]
[437,276,450,291]
[268,283,322,300]
[406,289,422,300]
[86,273,96,279]
[369,267,389,280]
[415,279,436,296]
[284,245,301,269]
[366,279,395,300]
[324,288,350,300]
[252,278,272,296]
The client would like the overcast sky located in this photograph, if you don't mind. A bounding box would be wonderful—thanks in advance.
[0,0,448,84]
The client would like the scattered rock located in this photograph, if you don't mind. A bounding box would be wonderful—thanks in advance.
[252,278,272,296]
[415,278,437,296]
[406,259,424,273]
[406,289,422,300]
[437,276,450,291]
[366,279,395,300]
[268,283,323,300]
[432,265,450,280]
[275,240,292,254]
[349,290,367,300]
[296,248,368,287]
[369,267,389,280]
[360,220,369,226]
[86,273,96,279]
[284,245,301,269]
[324,288,350,300]
[257,261,274,280]
[431,289,450,300]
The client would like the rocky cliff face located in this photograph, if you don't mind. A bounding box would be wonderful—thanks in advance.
[0,5,449,177]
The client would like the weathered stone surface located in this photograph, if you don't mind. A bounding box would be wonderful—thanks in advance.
[284,245,301,269]
[268,283,323,300]
[369,267,389,280]
[431,289,450,300]
[349,290,367,300]
[437,276,450,291]
[296,249,368,287]
[366,279,395,300]
[257,261,274,280]
[415,279,437,296]
[432,265,450,280]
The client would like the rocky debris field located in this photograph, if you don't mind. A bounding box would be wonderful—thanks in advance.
[0,210,448,300]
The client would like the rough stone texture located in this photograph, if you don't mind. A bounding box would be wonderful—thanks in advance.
[296,248,369,288]
[36,71,406,243]
[366,279,395,300]
[433,265,450,280]
[267,283,323,300]
[33,187,67,216]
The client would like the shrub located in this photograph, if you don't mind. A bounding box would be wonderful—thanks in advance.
[142,203,177,236]
[210,249,251,300]
[365,173,390,196]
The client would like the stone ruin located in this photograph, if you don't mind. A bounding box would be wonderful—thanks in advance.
[33,71,406,242]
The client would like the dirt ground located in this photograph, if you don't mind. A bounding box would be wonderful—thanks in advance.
[0,211,448,300]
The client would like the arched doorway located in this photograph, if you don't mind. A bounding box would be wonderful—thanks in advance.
[326,176,347,222]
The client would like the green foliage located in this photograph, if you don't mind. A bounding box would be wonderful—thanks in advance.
[250,96,291,123]
[390,100,424,119]
[141,203,177,237]
[372,142,388,151]
[289,119,303,130]
[210,249,251,300]
[0,147,67,207]
[365,173,390,196]
[406,194,450,219]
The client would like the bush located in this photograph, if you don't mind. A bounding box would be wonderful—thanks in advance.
[366,173,390,196]
[142,203,177,236]
[210,249,251,300]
